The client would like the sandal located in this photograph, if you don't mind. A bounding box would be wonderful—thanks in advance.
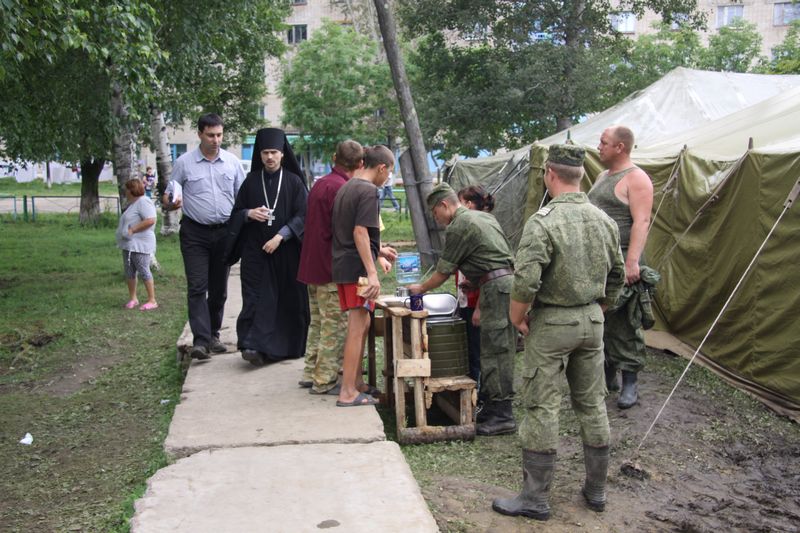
[336,392,379,407]
[124,299,139,309]
[139,302,159,311]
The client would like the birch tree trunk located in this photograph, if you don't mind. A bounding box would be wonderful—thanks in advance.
[149,106,180,235]
[111,81,137,210]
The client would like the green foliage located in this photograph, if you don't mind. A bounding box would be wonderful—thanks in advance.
[0,0,165,163]
[279,20,399,156]
[150,0,289,143]
[400,0,704,157]
[0,1,88,80]
[698,19,764,72]
[761,20,800,74]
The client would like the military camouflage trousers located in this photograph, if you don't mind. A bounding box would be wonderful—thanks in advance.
[302,283,347,392]
[603,307,646,373]
[479,276,516,402]
[519,303,610,451]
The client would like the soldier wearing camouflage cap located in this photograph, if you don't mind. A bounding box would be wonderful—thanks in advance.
[409,181,518,436]
[493,143,625,521]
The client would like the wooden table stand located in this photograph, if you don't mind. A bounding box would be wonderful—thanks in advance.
[373,300,476,445]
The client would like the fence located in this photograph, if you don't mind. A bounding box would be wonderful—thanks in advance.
[0,195,121,221]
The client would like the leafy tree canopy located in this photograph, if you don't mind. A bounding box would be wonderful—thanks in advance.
[279,19,399,157]
[759,19,800,74]
[399,0,704,157]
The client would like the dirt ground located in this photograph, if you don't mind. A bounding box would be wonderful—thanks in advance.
[414,350,800,533]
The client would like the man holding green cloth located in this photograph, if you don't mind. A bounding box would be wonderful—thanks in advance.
[409,182,517,436]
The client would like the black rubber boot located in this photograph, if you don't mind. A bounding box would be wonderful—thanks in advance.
[618,371,638,409]
[581,444,609,512]
[605,361,619,392]
[476,400,517,436]
[492,450,555,520]
[475,398,494,424]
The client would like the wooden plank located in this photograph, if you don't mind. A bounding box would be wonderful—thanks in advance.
[409,317,427,428]
[392,315,406,432]
[426,376,477,393]
[460,389,472,425]
[395,358,431,378]
[382,313,394,406]
[367,311,376,389]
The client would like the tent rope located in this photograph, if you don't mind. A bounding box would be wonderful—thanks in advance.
[634,176,800,455]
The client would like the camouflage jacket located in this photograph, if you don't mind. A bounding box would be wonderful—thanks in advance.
[512,192,625,308]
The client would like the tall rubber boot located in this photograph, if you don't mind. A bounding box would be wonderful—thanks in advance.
[475,397,494,424]
[476,400,517,436]
[605,361,619,391]
[618,370,638,409]
[581,444,609,512]
[492,450,556,520]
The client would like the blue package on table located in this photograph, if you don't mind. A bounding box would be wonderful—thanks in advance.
[396,252,421,284]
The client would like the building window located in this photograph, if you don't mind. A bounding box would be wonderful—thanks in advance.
[717,5,744,28]
[288,25,307,44]
[774,2,800,26]
[257,105,267,120]
[610,12,636,33]
[291,0,306,4]
[668,13,690,30]
[169,144,187,161]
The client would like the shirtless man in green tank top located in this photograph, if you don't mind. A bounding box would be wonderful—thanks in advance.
[587,126,654,409]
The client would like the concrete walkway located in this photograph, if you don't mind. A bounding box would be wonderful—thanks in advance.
[131,266,438,532]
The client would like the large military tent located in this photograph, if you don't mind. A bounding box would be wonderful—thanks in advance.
[446,69,800,420]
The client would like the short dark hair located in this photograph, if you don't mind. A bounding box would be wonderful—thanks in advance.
[198,113,224,132]
[610,126,635,154]
[363,145,394,170]
[458,185,494,212]
[546,162,584,184]
[125,178,145,197]
[335,140,364,171]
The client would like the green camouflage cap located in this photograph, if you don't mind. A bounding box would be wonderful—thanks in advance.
[426,182,456,209]
[547,144,585,167]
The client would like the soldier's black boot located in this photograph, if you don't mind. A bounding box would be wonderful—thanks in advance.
[605,361,619,391]
[581,444,609,512]
[475,398,494,424]
[618,371,638,409]
[476,400,517,436]
[492,450,555,520]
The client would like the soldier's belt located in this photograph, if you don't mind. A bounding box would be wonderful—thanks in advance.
[479,268,514,287]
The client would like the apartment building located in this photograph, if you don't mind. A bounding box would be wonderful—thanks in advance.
[612,0,798,53]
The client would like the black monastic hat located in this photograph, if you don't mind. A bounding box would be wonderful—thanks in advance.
[251,128,304,178]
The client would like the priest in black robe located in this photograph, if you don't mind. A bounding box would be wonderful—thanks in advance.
[229,127,309,366]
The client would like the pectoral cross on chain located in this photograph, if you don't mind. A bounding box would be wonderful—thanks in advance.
[265,208,275,227]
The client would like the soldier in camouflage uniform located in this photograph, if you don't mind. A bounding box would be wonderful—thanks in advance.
[493,144,625,521]
[408,182,517,436]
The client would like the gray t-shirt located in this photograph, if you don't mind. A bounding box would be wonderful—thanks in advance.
[331,178,380,284]
[116,197,157,253]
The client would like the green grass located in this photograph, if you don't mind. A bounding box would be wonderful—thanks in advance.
[0,215,187,532]
[0,177,120,197]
